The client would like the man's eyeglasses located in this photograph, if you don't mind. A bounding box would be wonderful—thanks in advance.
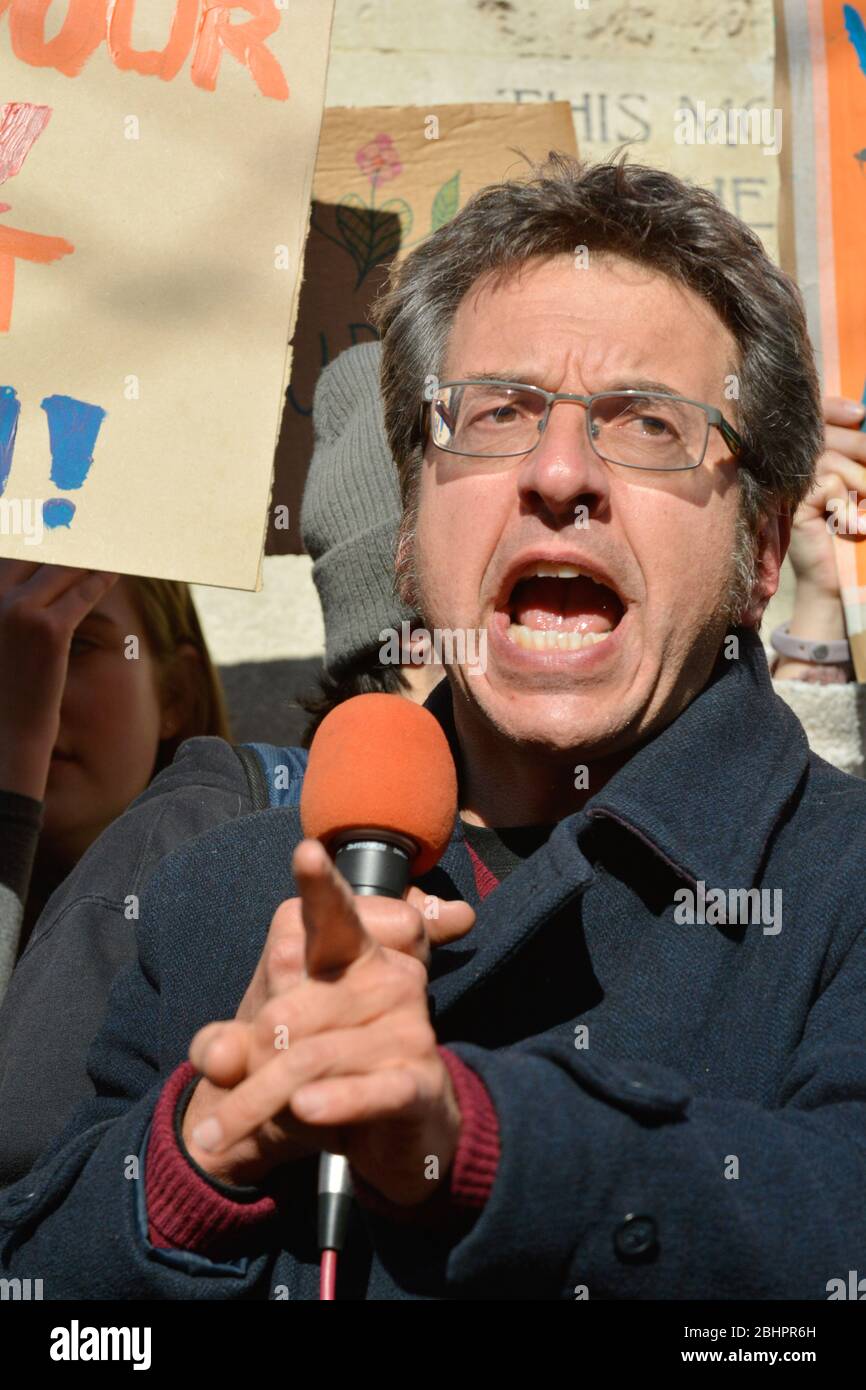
[420,380,743,473]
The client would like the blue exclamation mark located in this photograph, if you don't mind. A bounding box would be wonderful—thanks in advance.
[0,387,21,496]
[40,394,107,528]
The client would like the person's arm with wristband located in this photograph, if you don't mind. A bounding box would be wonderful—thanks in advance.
[771,396,865,683]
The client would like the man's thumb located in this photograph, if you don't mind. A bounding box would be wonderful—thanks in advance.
[407,888,475,945]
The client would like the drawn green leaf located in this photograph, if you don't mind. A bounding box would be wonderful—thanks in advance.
[431,172,460,231]
[335,193,374,278]
[334,194,412,286]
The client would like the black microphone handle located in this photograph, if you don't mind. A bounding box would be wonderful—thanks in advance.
[332,830,415,899]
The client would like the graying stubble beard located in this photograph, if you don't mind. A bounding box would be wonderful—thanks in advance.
[723,509,760,628]
[395,500,760,636]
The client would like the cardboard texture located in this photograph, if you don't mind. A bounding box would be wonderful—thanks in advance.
[0,0,334,591]
[776,0,866,677]
[269,99,577,553]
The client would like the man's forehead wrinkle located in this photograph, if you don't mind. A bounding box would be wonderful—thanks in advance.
[446,259,737,404]
[448,341,720,401]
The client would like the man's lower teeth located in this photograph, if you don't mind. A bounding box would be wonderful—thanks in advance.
[507,624,612,650]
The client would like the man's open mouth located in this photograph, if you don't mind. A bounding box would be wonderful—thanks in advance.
[501,561,625,652]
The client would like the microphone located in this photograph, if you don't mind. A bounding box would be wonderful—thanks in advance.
[299,693,458,1298]
[301,690,457,892]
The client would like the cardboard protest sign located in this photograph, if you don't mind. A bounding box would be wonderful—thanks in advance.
[776,0,866,676]
[269,100,577,553]
[0,0,333,590]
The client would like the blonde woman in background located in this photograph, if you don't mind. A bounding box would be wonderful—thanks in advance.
[0,564,230,1184]
[0,565,230,979]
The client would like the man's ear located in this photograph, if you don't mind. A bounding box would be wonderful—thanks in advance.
[159,642,202,741]
[740,505,792,629]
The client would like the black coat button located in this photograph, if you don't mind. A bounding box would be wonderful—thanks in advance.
[614,1213,658,1261]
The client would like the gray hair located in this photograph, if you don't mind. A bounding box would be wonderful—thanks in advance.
[372,153,823,545]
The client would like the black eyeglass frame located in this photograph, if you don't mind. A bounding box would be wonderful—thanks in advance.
[419,379,743,472]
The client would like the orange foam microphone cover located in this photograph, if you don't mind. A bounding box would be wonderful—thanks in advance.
[300,693,457,876]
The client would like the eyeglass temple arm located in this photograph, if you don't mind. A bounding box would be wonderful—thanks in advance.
[709,408,742,456]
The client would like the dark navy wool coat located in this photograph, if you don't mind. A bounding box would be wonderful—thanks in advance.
[2,629,866,1299]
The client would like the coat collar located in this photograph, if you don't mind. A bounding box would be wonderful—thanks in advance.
[583,627,810,894]
[424,625,810,901]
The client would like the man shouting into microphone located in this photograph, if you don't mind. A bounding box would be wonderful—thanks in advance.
[4,154,866,1300]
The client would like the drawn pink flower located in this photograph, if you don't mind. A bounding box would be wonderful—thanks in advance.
[355,134,402,187]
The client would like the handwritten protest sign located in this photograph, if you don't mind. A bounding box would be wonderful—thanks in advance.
[270,100,577,553]
[0,0,333,589]
[777,0,866,675]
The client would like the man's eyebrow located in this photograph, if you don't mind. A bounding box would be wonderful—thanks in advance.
[602,377,686,397]
[453,372,689,396]
[454,371,546,386]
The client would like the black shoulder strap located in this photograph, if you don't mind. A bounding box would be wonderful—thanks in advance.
[233,743,271,812]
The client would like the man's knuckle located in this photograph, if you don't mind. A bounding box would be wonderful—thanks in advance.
[403,903,424,935]
[260,997,292,1036]
[267,936,304,973]
[229,1088,261,1131]
[269,899,301,934]
[287,1036,322,1073]
[398,1017,436,1056]
[380,960,416,1001]
[396,954,429,991]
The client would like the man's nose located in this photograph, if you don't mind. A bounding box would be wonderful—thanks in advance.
[516,399,610,519]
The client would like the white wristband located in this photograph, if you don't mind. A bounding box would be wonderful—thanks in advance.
[770,622,850,666]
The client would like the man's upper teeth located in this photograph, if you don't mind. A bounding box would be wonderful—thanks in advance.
[525,562,592,580]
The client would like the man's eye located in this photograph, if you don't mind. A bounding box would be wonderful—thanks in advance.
[636,415,670,435]
[470,400,526,426]
[619,409,678,439]
[70,635,97,655]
